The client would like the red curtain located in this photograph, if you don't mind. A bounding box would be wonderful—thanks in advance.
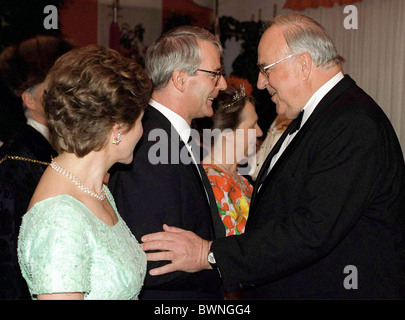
[59,0,98,47]
[109,22,121,51]
[162,0,212,29]
[283,0,363,11]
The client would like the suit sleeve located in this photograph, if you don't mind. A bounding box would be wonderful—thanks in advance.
[211,111,392,291]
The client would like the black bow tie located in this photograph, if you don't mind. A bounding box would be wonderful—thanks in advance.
[288,110,304,135]
[186,134,193,145]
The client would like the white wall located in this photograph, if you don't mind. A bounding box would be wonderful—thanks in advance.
[97,0,162,50]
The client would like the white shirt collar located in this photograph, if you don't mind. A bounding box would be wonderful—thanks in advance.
[149,99,191,144]
[25,109,50,142]
[300,71,344,127]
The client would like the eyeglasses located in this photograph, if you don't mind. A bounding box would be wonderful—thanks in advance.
[196,67,224,86]
[258,54,298,78]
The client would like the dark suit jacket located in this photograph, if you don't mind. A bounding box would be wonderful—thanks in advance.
[0,123,56,299]
[109,105,224,299]
[211,75,405,299]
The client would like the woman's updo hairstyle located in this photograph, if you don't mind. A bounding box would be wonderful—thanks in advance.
[43,45,152,157]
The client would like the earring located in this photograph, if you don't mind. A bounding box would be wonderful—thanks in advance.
[112,132,122,145]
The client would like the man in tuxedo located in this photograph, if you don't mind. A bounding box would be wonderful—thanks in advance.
[140,13,405,299]
[108,26,227,299]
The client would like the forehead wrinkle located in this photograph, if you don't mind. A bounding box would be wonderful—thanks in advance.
[259,25,289,63]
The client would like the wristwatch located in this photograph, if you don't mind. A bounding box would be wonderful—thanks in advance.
[208,249,221,277]
[208,251,216,265]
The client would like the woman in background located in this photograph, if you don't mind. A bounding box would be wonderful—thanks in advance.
[18,45,152,300]
[198,85,262,299]
[199,85,262,237]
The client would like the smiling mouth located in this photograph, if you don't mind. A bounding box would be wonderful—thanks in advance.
[208,97,214,101]
[270,91,277,97]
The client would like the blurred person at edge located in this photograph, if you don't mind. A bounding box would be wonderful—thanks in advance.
[0,35,74,299]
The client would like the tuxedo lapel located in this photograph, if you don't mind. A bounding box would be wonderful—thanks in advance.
[249,123,294,220]
[188,137,224,237]
[199,163,224,237]
[249,75,357,224]
[255,118,298,186]
[144,105,174,135]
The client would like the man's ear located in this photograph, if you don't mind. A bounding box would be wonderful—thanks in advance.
[172,70,186,92]
[21,91,35,110]
[298,52,312,81]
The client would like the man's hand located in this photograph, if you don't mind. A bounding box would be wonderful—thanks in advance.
[141,224,212,276]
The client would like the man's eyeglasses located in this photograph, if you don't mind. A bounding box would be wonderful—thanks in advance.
[257,54,298,78]
[196,67,224,86]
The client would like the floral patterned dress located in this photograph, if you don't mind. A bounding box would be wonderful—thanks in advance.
[203,164,253,236]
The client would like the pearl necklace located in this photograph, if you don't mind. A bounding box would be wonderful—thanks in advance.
[50,158,106,201]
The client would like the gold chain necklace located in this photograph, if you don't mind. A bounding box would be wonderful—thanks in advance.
[50,158,106,201]
[0,155,50,165]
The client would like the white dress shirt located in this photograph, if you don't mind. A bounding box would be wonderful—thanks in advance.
[25,109,50,142]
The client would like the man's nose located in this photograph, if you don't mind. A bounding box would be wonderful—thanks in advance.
[256,72,268,90]
[256,125,263,138]
[216,75,227,90]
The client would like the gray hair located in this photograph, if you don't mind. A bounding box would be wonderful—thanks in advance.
[145,26,223,90]
[273,13,340,68]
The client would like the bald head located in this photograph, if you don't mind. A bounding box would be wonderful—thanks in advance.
[256,13,342,119]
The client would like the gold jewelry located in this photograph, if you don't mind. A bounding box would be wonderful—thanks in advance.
[223,84,246,108]
[0,155,50,165]
[50,157,106,201]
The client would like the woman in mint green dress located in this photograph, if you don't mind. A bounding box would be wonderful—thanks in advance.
[17,45,152,300]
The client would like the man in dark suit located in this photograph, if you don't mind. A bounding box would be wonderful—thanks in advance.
[140,13,405,299]
[108,26,227,299]
[0,35,74,299]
